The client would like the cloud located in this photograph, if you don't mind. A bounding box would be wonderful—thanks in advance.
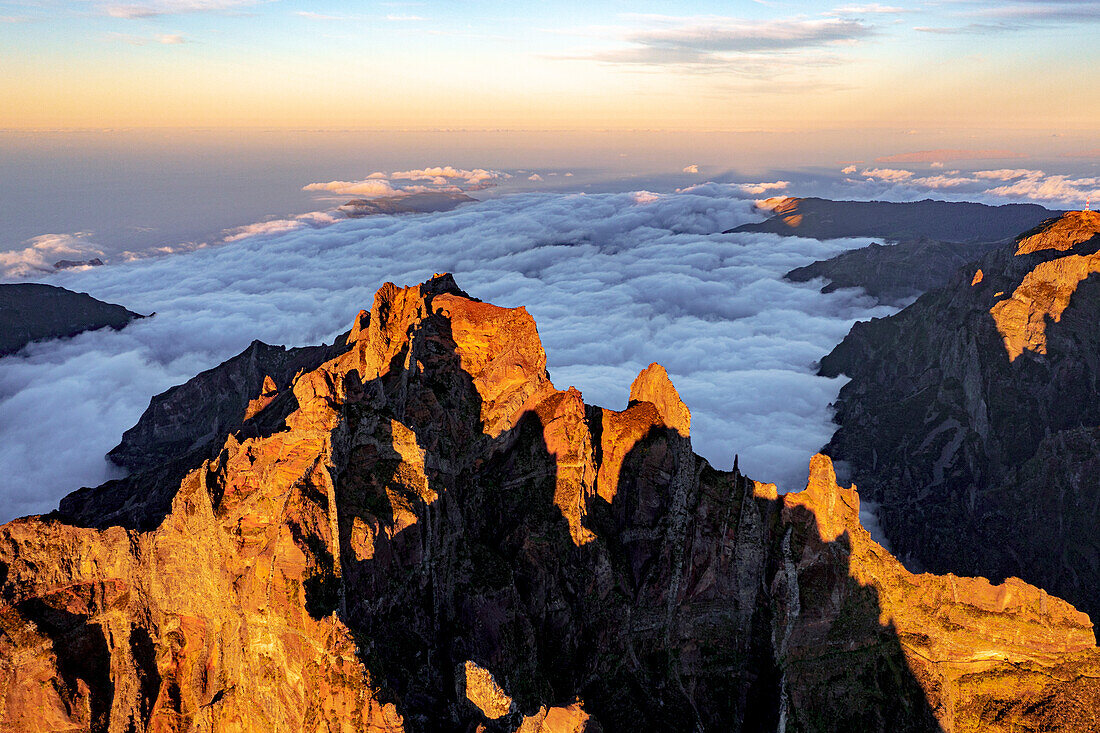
[909,175,979,188]
[984,175,1100,203]
[972,168,1043,180]
[303,179,400,197]
[0,233,104,280]
[386,14,425,21]
[964,1,1100,24]
[840,164,858,174]
[683,164,699,173]
[527,174,544,182]
[930,161,944,168]
[819,164,1099,206]
[101,0,259,18]
[389,166,509,185]
[699,181,790,195]
[627,17,872,53]
[221,212,339,242]
[106,31,189,45]
[913,23,1014,34]
[295,11,344,20]
[876,149,1025,163]
[860,167,913,182]
[830,3,909,13]
[569,15,873,74]
[304,166,511,199]
[0,188,896,522]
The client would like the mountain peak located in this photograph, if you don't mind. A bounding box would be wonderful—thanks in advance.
[1014,210,1100,255]
[628,362,691,436]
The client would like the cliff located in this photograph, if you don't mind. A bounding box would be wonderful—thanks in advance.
[0,283,145,357]
[821,211,1100,622]
[2,275,1098,732]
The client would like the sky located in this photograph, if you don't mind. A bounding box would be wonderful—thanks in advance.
[1,1,1099,136]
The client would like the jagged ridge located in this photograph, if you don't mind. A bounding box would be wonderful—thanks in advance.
[1,274,1098,732]
[821,210,1100,626]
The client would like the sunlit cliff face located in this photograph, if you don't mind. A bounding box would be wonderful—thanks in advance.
[2,274,1098,732]
[990,211,1100,361]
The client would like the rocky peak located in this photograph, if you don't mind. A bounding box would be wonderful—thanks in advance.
[783,453,861,543]
[627,362,691,436]
[4,276,1100,732]
[1014,209,1100,255]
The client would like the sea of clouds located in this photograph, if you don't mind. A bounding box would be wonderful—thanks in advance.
[0,185,897,523]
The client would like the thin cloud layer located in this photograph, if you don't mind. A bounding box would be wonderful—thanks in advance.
[860,167,914,182]
[876,149,1024,163]
[101,0,259,19]
[0,232,105,279]
[571,14,873,75]
[0,188,894,521]
[841,164,1099,205]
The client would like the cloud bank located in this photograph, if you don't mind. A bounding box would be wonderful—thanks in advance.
[841,165,1099,205]
[0,187,894,522]
[303,165,511,199]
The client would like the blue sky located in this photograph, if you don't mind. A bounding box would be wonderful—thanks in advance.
[1,1,1098,132]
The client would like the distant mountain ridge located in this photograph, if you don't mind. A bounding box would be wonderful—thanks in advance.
[727,196,1060,242]
[724,196,1061,304]
[785,237,1000,304]
[0,283,145,357]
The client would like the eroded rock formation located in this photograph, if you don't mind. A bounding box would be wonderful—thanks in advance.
[822,210,1100,623]
[2,274,1098,732]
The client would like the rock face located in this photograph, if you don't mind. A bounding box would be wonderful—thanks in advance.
[0,283,144,357]
[821,211,1100,622]
[2,274,1099,732]
[727,197,1058,243]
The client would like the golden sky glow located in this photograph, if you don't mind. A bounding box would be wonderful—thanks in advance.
[1,1,1098,133]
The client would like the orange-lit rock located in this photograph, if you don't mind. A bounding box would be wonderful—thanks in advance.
[971,268,983,285]
[991,250,1100,360]
[2,275,1098,733]
[1014,210,1100,255]
[517,702,593,733]
[463,660,513,719]
[628,362,691,436]
[779,454,1100,732]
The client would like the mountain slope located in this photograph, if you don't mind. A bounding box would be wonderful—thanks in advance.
[785,237,1001,304]
[821,210,1100,621]
[2,275,1098,732]
[0,283,145,357]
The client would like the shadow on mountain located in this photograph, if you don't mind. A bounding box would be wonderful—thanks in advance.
[34,280,942,731]
[0,558,115,733]
[55,337,353,531]
[289,317,944,732]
